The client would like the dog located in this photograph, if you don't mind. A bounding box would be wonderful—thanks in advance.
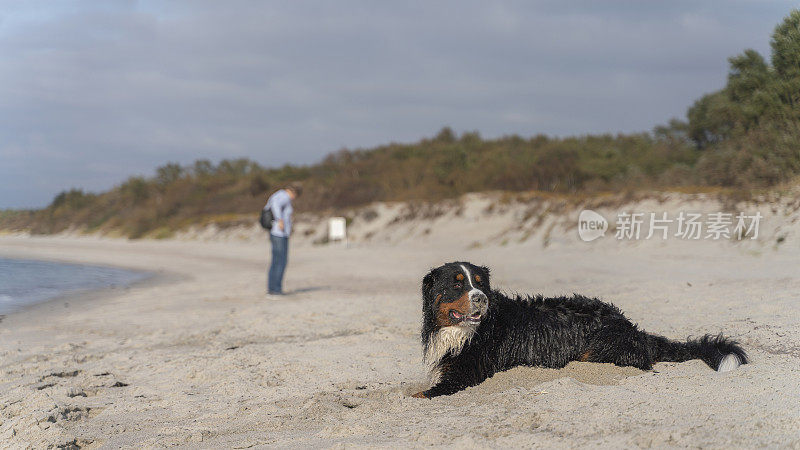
[413,261,748,398]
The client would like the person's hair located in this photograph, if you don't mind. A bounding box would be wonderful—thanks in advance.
[287,182,303,197]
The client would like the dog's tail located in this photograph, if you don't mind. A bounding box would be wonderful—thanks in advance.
[647,333,748,372]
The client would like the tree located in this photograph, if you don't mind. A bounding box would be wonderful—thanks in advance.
[155,163,183,186]
[727,50,769,102]
[192,159,214,177]
[434,127,456,143]
[771,9,800,79]
[687,9,800,147]
[120,177,150,203]
[686,91,738,148]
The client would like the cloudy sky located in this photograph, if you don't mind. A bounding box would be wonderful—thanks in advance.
[1,1,797,208]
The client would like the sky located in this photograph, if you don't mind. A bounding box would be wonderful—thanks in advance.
[1,1,798,208]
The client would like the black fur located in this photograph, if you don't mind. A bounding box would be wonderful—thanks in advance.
[417,261,748,398]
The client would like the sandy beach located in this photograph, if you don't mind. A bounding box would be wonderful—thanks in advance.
[1,203,799,448]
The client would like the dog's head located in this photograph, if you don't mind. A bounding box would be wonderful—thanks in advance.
[421,262,491,339]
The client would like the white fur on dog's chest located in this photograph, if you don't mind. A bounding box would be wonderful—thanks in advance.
[424,326,474,383]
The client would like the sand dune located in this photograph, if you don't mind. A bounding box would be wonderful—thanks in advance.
[1,196,799,448]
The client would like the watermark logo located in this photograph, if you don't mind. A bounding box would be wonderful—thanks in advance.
[578,210,762,242]
[578,209,608,242]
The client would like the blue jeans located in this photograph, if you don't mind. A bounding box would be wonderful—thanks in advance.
[268,234,289,293]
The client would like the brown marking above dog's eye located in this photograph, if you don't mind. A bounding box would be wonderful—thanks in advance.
[475,275,481,282]
[456,273,464,281]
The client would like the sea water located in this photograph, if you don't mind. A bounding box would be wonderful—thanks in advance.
[0,257,148,315]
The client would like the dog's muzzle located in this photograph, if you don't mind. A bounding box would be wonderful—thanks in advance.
[470,289,488,308]
[462,289,488,325]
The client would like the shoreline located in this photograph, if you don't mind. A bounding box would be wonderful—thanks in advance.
[0,255,168,318]
[1,266,180,324]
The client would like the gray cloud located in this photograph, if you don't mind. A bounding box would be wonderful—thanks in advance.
[0,0,796,208]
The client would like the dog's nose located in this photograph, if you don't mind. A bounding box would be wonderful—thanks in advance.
[469,289,488,305]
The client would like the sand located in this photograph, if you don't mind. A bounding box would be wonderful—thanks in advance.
[1,201,799,448]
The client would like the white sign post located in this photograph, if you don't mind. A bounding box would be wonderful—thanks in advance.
[328,217,347,245]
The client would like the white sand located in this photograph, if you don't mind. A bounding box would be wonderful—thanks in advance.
[1,196,799,448]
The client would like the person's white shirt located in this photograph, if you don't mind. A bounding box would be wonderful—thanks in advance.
[266,189,293,237]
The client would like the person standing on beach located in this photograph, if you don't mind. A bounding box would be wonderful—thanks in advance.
[265,183,302,295]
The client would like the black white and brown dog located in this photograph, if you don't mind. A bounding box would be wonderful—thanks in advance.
[413,261,748,398]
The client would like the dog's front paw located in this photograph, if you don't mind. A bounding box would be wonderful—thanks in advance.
[411,391,427,399]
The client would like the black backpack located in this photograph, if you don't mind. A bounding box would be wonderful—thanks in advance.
[259,207,274,230]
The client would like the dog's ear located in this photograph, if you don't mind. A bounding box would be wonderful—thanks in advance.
[422,267,440,301]
[420,267,442,345]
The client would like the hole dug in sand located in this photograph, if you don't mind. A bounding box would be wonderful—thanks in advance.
[437,361,644,397]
